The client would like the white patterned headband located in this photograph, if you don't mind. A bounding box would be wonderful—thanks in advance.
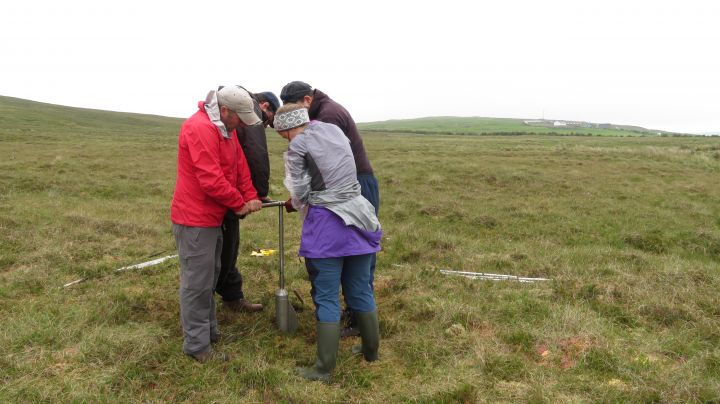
[273,108,310,131]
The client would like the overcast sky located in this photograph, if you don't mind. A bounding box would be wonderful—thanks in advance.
[1,0,718,134]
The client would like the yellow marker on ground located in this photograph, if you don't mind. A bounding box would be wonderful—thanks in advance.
[251,249,277,257]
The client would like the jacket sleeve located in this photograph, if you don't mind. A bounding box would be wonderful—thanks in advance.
[284,136,311,209]
[236,124,270,198]
[315,108,348,136]
[235,136,259,202]
[185,124,246,210]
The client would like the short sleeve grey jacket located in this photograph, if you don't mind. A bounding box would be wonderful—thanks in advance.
[285,121,379,232]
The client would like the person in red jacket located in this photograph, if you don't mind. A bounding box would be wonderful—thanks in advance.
[170,85,263,362]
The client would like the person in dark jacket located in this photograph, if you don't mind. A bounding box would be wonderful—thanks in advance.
[256,91,280,128]
[236,91,278,199]
[280,81,380,337]
[215,89,280,313]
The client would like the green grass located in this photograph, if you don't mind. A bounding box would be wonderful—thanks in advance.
[1,96,720,401]
[358,116,680,137]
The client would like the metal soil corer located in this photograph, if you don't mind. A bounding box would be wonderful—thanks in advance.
[261,201,298,333]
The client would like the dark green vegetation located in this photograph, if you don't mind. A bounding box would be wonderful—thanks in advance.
[358,116,679,137]
[1,96,719,401]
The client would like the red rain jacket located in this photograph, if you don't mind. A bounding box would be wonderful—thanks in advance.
[170,102,258,227]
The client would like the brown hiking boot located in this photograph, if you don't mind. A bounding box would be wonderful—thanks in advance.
[188,348,230,363]
[224,299,263,313]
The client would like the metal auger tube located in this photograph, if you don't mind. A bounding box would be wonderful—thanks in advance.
[262,201,298,333]
[278,202,285,291]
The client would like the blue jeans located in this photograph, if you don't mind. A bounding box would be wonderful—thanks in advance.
[357,174,379,289]
[357,174,379,216]
[306,254,376,323]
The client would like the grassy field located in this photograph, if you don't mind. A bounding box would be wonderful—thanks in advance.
[357,116,675,137]
[1,96,720,402]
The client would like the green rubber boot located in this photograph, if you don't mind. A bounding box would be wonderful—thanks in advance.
[351,310,380,361]
[297,322,340,382]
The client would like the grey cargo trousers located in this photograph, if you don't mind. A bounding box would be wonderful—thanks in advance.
[173,224,222,355]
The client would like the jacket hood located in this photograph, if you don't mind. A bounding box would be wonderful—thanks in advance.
[202,90,231,139]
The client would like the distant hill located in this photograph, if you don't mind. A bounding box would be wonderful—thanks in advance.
[0,96,687,138]
[0,96,182,140]
[357,116,681,137]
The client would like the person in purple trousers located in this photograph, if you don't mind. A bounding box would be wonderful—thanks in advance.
[273,103,382,382]
[280,81,379,338]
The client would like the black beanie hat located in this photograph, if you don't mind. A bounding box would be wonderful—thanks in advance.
[280,81,313,104]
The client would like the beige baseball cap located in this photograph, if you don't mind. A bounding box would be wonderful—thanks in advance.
[217,85,261,125]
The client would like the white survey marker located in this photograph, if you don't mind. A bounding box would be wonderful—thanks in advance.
[439,269,550,283]
[63,254,178,287]
[115,254,178,272]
